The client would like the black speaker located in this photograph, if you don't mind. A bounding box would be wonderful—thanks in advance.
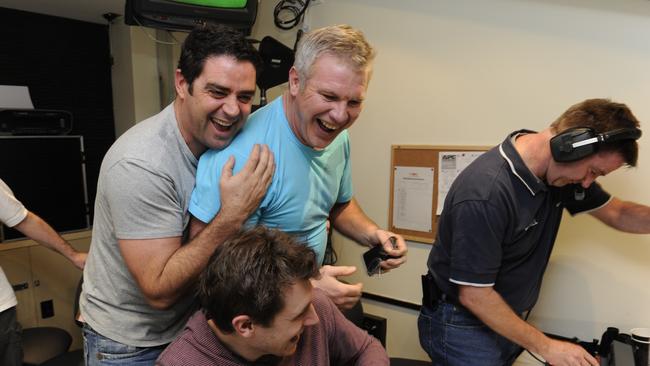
[0,136,90,241]
[253,36,294,110]
[550,127,641,162]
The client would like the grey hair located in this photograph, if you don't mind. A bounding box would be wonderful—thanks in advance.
[294,24,376,87]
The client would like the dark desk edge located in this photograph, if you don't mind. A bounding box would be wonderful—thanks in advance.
[362,292,421,311]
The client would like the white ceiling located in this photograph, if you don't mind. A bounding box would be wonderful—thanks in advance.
[0,0,125,24]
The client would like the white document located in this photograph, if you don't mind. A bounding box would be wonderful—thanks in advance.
[0,85,34,109]
[437,151,484,214]
[392,166,434,232]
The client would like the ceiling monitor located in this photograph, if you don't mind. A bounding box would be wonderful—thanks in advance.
[125,0,258,34]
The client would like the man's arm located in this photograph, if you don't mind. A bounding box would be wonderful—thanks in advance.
[311,198,408,309]
[13,211,86,270]
[589,197,650,233]
[458,285,599,366]
[120,145,274,310]
[330,198,407,265]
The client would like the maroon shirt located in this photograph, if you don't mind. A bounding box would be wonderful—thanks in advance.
[156,289,388,366]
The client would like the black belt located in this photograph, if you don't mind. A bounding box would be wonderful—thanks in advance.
[421,272,462,308]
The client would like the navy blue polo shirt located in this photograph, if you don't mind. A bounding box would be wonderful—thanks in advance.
[427,130,611,313]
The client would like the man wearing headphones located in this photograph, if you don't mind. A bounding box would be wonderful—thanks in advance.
[418,99,650,366]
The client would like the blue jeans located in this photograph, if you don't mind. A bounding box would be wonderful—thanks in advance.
[418,301,522,366]
[82,324,166,366]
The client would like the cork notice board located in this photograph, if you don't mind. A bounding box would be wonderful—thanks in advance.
[389,145,490,244]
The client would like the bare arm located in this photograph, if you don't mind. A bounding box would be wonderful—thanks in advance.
[589,197,650,233]
[312,199,408,309]
[120,145,274,310]
[14,211,86,270]
[330,198,407,266]
[458,285,598,366]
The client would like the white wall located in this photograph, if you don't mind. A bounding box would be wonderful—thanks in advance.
[110,23,167,137]
[110,0,650,360]
[250,0,650,361]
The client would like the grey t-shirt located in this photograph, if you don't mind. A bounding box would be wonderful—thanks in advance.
[80,103,198,347]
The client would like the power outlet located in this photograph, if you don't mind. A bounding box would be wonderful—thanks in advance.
[40,299,55,319]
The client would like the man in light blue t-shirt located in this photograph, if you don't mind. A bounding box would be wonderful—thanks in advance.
[189,25,408,309]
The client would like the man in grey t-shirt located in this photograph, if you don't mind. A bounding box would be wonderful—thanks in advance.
[80,24,274,366]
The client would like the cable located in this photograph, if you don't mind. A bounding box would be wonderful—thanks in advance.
[131,15,179,45]
[322,225,338,265]
[521,306,549,365]
[274,0,312,30]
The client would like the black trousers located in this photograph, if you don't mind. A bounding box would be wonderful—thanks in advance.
[0,306,22,366]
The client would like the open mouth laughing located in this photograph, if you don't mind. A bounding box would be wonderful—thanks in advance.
[211,116,236,131]
[317,118,338,133]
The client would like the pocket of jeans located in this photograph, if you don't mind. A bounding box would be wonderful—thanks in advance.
[418,308,433,333]
[446,307,486,329]
[417,308,434,353]
[96,338,149,361]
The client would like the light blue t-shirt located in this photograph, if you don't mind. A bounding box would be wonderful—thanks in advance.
[189,97,353,264]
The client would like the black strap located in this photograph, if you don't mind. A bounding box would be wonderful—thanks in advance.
[421,273,461,308]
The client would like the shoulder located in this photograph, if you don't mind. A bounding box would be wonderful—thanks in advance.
[199,102,285,166]
[449,149,509,203]
[312,288,337,318]
[157,312,220,366]
[107,106,177,161]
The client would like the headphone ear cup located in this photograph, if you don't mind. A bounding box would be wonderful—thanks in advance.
[550,128,597,162]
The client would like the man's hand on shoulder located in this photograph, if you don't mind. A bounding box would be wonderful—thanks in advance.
[219,144,275,221]
[311,265,363,310]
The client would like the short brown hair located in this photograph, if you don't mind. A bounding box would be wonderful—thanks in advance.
[199,226,319,333]
[550,98,641,166]
[178,23,262,95]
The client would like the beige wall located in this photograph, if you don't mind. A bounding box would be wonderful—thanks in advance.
[109,23,172,137]
[112,0,650,361]
[251,0,650,361]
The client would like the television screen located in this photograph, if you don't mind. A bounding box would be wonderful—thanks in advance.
[125,0,258,33]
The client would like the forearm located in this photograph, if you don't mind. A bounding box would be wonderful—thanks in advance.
[459,286,549,355]
[459,285,598,364]
[127,211,246,309]
[330,199,380,246]
[14,212,79,263]
[590,197,650,233]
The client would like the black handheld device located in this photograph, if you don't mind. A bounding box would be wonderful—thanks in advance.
[363,237,399,276]
[363,246,391,276]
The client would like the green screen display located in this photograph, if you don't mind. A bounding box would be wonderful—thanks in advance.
[170,0,247,8]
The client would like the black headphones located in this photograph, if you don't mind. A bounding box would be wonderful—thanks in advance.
[550,127,642,162]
